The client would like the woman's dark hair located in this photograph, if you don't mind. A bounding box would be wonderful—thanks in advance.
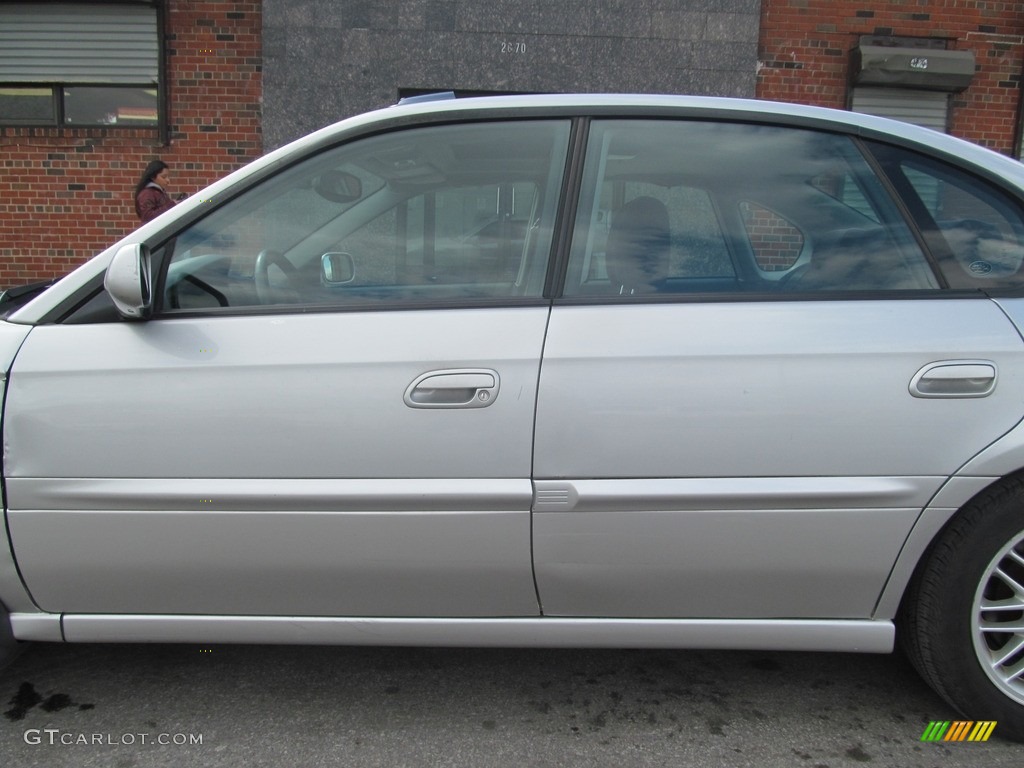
[134,160,168,217]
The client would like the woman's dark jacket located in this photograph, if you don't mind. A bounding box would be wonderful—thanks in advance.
[136,183,175,223]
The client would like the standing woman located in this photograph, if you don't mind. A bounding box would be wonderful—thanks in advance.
[134,160,177,223]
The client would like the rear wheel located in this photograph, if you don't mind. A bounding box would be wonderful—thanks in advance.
[901,478,1024,742]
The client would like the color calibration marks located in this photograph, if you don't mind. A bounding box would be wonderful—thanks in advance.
[920,720,997,742]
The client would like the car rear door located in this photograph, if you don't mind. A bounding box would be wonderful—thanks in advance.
[532,118,1024,620]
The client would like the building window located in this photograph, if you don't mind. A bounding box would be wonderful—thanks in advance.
[0,2,161,128]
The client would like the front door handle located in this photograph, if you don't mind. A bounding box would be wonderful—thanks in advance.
[404,369,500,408]
[909,361,997,398]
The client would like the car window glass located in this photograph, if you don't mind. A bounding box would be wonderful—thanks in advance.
[574,179,734,289]
[160,120,569,311]
[809,172,880,223]
[867,141,1024,289]
[564,120,939,297]
[331,181,543,296]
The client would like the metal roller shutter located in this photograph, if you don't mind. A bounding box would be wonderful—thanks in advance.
[0,3,157,85]
[850,87,950,132]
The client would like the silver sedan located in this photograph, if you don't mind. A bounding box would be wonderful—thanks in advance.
[2,94,1024,741]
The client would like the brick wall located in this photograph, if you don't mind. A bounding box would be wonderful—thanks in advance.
[757,0,1024,153]
[0,1,262,289]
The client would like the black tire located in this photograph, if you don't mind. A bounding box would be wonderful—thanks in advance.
[901,477,1024,742]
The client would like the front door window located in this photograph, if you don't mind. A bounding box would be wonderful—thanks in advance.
[162,120,570,311]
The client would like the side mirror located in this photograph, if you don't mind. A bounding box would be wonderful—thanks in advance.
[321,252,355,284]
[104,243,152,319]
[314,171,362,204]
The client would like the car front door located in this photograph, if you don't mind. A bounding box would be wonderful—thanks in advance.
[5,118,570,618]
[532,119,1024,619]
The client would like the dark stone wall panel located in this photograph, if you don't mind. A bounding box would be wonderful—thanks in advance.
[264,0,762,149]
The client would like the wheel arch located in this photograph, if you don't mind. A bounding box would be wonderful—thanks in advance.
[875,470,1024,620]
[888,470,1024,738]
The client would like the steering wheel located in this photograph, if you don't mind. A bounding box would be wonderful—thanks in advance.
[254,249,299,304]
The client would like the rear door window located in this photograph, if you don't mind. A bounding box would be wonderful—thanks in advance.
[564,120,939,297]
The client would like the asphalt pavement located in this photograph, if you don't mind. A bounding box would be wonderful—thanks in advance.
[0,641,1020,767]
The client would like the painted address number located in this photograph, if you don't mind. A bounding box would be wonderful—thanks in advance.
[501,41,527,54]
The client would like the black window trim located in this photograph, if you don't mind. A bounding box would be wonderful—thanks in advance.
[0,82,162,131]
[852,135,951,290]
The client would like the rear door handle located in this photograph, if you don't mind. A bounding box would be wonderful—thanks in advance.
[404,369,500,408]
[909,361,997,398]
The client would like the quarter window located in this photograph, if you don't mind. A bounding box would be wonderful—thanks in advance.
[867,141,1024,289]
[160,120,570,312]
